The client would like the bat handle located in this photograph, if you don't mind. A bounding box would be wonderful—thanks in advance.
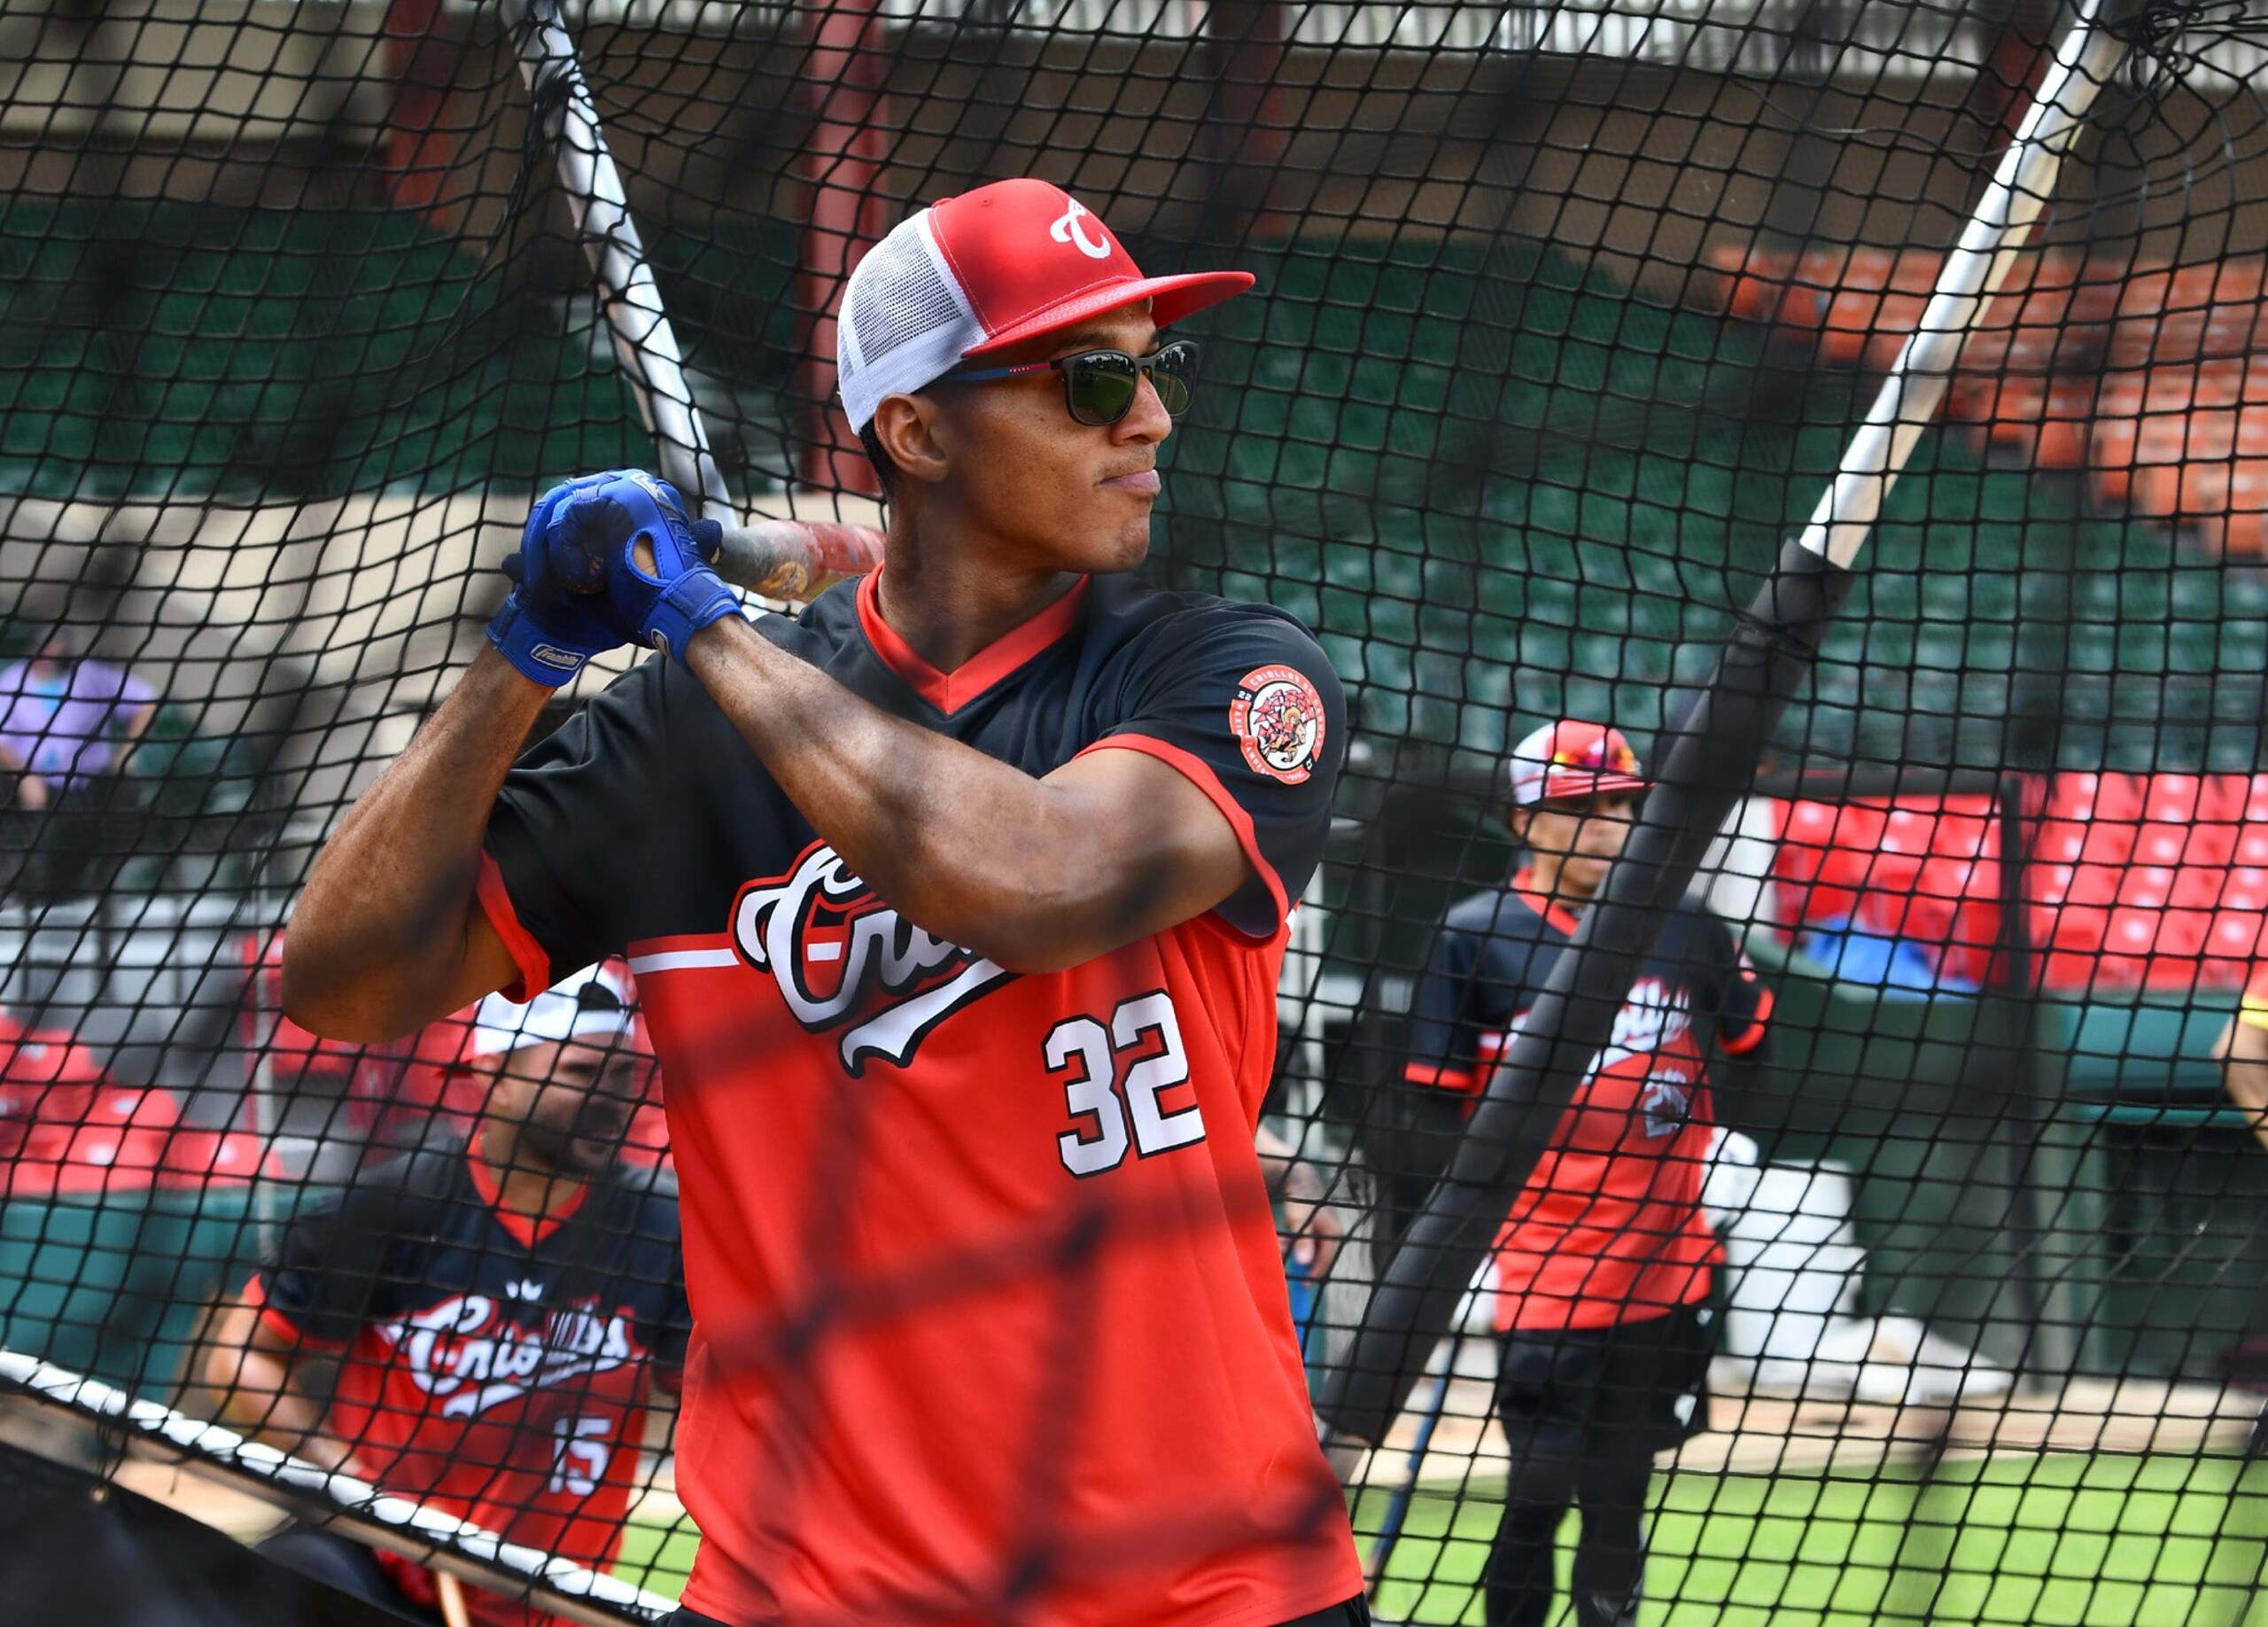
[710,519,887,604]
[436,1569,475,1627]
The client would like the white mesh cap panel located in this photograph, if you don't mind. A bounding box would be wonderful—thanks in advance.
[837,211,984,433]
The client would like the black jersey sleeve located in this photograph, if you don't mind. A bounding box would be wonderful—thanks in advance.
[1701,916,1774,1059]
[482,657,683,995]
[1404,922,1488,1094]
[614,1164,692,1385]
[256,1156,439,1349]
[1083,604,1347,939]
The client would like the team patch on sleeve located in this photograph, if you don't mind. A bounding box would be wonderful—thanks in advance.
[1230,665,1328,785]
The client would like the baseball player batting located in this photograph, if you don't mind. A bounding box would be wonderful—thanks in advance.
[283,176,1364,1627]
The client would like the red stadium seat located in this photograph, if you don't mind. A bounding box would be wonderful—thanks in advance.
[2210,907,2268,959]
[1707,242,1797,323]
[159,1128,286,1184]
[0,1026,105,1164]
[1777,774,2268,991]
[52,1087,182,1194]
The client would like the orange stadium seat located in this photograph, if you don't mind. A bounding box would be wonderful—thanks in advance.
[1705,241,1797,323]
[2110,258,2268,368]
[2038,376,2097,467]
[1821,286,1931,369]
[2092,367,2202,504]
[2117,360,2268,543]
[1981,372,2051,455]
[2226,463,2268,552]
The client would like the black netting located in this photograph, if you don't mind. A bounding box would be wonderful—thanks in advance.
[8,1,2268,1623]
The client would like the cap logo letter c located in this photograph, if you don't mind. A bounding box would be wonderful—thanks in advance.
[1050,200,1112,261]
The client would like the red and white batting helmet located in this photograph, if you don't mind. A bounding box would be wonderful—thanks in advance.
[836,177,1254,433]
[1506,720,1651,809]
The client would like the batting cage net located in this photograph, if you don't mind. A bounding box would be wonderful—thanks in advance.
[8,0,2268,1623]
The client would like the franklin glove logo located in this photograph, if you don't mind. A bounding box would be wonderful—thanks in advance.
[731,841,1014,1073]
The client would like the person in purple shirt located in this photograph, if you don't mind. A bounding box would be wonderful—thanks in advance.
[0,632,159,895]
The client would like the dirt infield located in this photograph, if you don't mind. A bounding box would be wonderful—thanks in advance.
[1355,1372,2264,1489]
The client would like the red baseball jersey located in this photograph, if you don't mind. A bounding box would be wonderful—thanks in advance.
[480,571,1361,1627]
[1405,871,1773,1332]
[252,1140,688,1627]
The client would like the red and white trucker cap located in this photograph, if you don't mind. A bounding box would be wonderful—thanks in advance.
[1507,720,1651,809]
[470,962,635,1058]
[836,177,1255,433]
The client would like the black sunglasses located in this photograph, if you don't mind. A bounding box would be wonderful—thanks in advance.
[948,339,1200,427]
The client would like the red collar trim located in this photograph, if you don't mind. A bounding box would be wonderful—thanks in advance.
[1511,868,1585,937]
[467,1137,586,1251]
[856,570,1089,715]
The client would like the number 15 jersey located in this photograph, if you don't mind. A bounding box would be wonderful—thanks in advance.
[479,571,1361,1627]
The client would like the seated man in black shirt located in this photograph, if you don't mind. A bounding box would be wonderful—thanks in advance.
[203,962,688,1627]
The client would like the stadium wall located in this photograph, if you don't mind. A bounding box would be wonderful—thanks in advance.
[5,4,2267,284]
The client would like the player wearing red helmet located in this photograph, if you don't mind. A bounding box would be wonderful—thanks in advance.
[1394,720,1774,1627]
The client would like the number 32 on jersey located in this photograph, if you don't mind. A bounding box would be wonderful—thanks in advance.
[1047,991,1205,1177]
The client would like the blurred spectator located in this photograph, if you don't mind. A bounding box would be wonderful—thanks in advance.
[0,630,159,897]
[2212,974,2268,1447]
[1258,1122,1343,1278]
[202,963,687,1627]
[2218,969,2268,1158]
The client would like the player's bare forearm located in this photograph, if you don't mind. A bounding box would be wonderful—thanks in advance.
[204,1306,362,1474]
[2223,1017,2268,1155]
[685,616,1246,970]
[283,649,547,1041]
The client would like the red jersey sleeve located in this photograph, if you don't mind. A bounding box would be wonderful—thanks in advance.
[1077,605,1346,938]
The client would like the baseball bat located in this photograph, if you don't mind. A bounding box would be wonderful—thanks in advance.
[710,517,888,603]
[436,1570,475,1627]
[504,0,730,525]
[506,0,890,608]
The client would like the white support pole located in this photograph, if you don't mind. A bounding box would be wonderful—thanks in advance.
[1797,0,2131,570]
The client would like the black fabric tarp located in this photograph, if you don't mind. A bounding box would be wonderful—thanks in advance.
[0,1437,420,1626]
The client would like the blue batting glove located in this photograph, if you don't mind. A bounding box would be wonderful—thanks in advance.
[545,470,738,661]
[486,474,633,686]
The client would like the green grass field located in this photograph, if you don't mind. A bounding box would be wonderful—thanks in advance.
[611,1454,2268,1625]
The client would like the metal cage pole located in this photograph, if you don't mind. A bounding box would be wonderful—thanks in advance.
[1322,0,2135,1450]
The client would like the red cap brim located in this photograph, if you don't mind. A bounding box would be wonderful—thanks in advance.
[961,270,1256,358]
[1528,771,1651,807]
